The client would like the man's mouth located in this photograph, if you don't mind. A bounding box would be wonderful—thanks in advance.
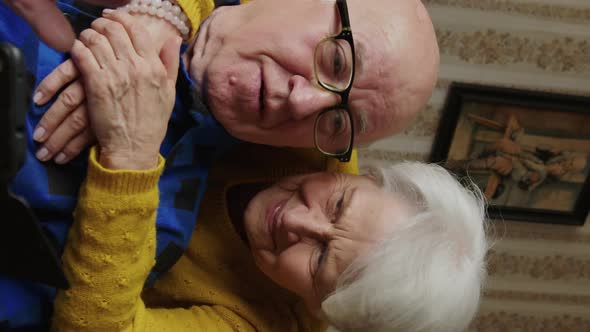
[259,79,265,111]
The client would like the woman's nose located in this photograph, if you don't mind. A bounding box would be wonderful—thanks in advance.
[280,205,331,241]
[287,75,340,121]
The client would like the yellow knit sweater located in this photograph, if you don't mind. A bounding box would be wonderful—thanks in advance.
[51,144,358,331]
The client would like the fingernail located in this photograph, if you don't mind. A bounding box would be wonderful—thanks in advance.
[36,147,49,161]
[54,153,67,164]
[33,127,46,141]
[33,91,43,105]
[103,8,114,14]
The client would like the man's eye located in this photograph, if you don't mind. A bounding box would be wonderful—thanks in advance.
[317,111,348,139]
[332,49,344,76]
[331,113,344,136]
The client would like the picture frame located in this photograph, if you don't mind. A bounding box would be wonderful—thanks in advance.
[430,82,590,225]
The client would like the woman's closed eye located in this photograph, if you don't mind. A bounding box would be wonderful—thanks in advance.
[332,190,346,220]
[316,243,328,272]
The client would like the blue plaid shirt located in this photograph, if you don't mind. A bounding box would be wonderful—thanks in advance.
[0,1,239,330]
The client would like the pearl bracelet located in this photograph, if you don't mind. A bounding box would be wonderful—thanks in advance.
[119,0,190,40]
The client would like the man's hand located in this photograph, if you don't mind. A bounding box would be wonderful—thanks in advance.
[4,0,129,52]
[32,59,96,164]
[32,8,181,164]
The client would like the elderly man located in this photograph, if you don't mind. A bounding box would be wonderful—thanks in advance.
[33,0,439,163]
[0,0,439,330]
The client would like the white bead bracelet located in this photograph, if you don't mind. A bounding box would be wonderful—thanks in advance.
[119,0,190,40]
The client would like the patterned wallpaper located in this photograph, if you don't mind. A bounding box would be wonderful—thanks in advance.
[357,0,590,330]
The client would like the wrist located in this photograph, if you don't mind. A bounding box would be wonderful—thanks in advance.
[98,149,159,171]
[127,11,180,46]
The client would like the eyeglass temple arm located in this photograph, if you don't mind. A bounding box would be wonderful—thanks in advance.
[336,0,351,28]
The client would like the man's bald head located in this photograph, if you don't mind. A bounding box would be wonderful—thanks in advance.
[346,0,440,143]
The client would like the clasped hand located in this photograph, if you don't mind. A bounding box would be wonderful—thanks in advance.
[35,10,181,170]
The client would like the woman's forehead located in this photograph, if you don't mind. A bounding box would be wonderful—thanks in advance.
[321,185,406,278]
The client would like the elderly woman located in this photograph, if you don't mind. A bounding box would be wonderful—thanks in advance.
[53,143,488,332]
[50,7,488,332]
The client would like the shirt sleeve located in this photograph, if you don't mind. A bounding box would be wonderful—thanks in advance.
[50,147,253,332]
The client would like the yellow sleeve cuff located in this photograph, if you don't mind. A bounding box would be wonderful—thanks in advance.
[86,146,165,195]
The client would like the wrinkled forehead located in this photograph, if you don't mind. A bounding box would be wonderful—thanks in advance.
[347,31,399,145]
[345,0,438,144]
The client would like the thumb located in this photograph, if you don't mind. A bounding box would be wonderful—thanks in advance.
[159,36,182,82]
[6,0,76,52]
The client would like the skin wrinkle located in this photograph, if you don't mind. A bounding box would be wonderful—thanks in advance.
[345,26,393,142]
[313,182,353,301]
[360,0,439,142]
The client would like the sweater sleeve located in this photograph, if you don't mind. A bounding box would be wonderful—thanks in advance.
[51,147,252,332]
[175,0,215,40]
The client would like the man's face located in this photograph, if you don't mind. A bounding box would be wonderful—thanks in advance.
[189,0,439,147]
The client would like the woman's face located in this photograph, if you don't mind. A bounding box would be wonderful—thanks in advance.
[244,172,412,314]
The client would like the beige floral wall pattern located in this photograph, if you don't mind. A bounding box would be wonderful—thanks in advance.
[472,311,590,332]
[487,251,590,281]
[358,1,590,330]
[435,28,590,73]
[423,0,590,23]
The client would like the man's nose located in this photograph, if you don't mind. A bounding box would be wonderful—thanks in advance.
[287,75,340,121]
[281,205,331,243]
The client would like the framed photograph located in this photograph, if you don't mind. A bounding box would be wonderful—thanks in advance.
[430,83,590,225]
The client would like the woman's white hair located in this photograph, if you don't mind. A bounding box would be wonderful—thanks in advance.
[321,161,489,332]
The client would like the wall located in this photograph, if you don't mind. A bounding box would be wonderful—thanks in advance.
[357,0,590,330]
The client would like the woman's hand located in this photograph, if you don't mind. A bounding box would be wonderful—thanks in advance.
[32,10,182,164]
[71,10,181,170]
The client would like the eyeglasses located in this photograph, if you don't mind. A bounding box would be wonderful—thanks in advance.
[313,0,356,163]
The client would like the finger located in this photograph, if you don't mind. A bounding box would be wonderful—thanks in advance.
[102,9,153,58]
[70,39,101,78]
[34,80,84,143]
[160,36,182,81]
[78,28,117,69]
[90,17,134,60]
[34,59,79,106]
[54,129,96,165]
[5,0,75,52]
[35,105,89,161]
